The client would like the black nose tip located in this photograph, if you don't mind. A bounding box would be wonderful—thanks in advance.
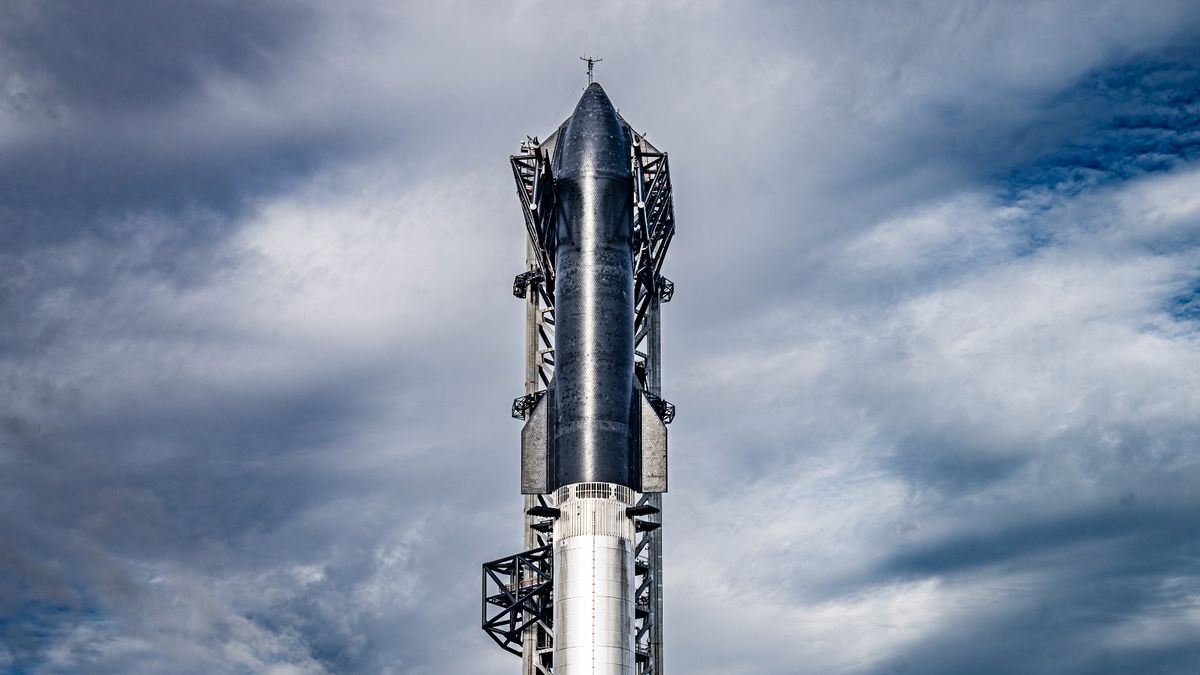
[554,84,630,181]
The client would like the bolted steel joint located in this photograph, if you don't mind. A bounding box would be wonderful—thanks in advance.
[513,269,545,299]
[656,275,674,303]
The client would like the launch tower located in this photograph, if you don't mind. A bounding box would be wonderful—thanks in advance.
[481,78,676,675]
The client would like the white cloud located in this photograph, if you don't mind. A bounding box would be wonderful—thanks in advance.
[4,2,1200,673]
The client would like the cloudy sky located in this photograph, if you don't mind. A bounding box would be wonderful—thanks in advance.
[2,1,1200,673]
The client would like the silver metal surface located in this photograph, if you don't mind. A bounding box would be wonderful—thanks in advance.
[551,84,638,490]
[554,482,636,674]
[638,394,667,493]
[521,393,551,494]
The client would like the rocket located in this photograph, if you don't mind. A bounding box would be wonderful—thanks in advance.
[518,83,668,674]
[479,73,672,673]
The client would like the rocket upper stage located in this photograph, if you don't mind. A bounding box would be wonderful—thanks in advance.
[553,83,632,181]
[552,83,637,489]
[519,83,668,494]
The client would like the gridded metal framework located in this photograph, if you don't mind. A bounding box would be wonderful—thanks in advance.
[510,129,676,419]
[490,126,675,675]
[482,544,554,656]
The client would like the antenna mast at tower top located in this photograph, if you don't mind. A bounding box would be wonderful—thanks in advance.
[580,55,603,84]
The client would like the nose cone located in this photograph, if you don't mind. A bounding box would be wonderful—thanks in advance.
[554,83,631,181]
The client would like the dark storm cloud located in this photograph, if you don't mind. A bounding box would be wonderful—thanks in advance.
[0,357,383,660]
[0,127,344,248]
[864,531,1200,675]
[1172,285,1200,320]
[0,0,371,268]
[3,1,1200,674]
[878,502,1199,579]
[0,0,317,204]
[1005,48,1200,197]
[0,2,308,111]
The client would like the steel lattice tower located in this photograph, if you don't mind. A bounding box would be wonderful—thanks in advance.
[483,81,676,675]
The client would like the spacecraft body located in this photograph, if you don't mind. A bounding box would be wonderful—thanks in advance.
[521,84,667,498]
[551,83,639,490]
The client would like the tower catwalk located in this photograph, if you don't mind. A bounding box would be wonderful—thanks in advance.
[483,79,677,675]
